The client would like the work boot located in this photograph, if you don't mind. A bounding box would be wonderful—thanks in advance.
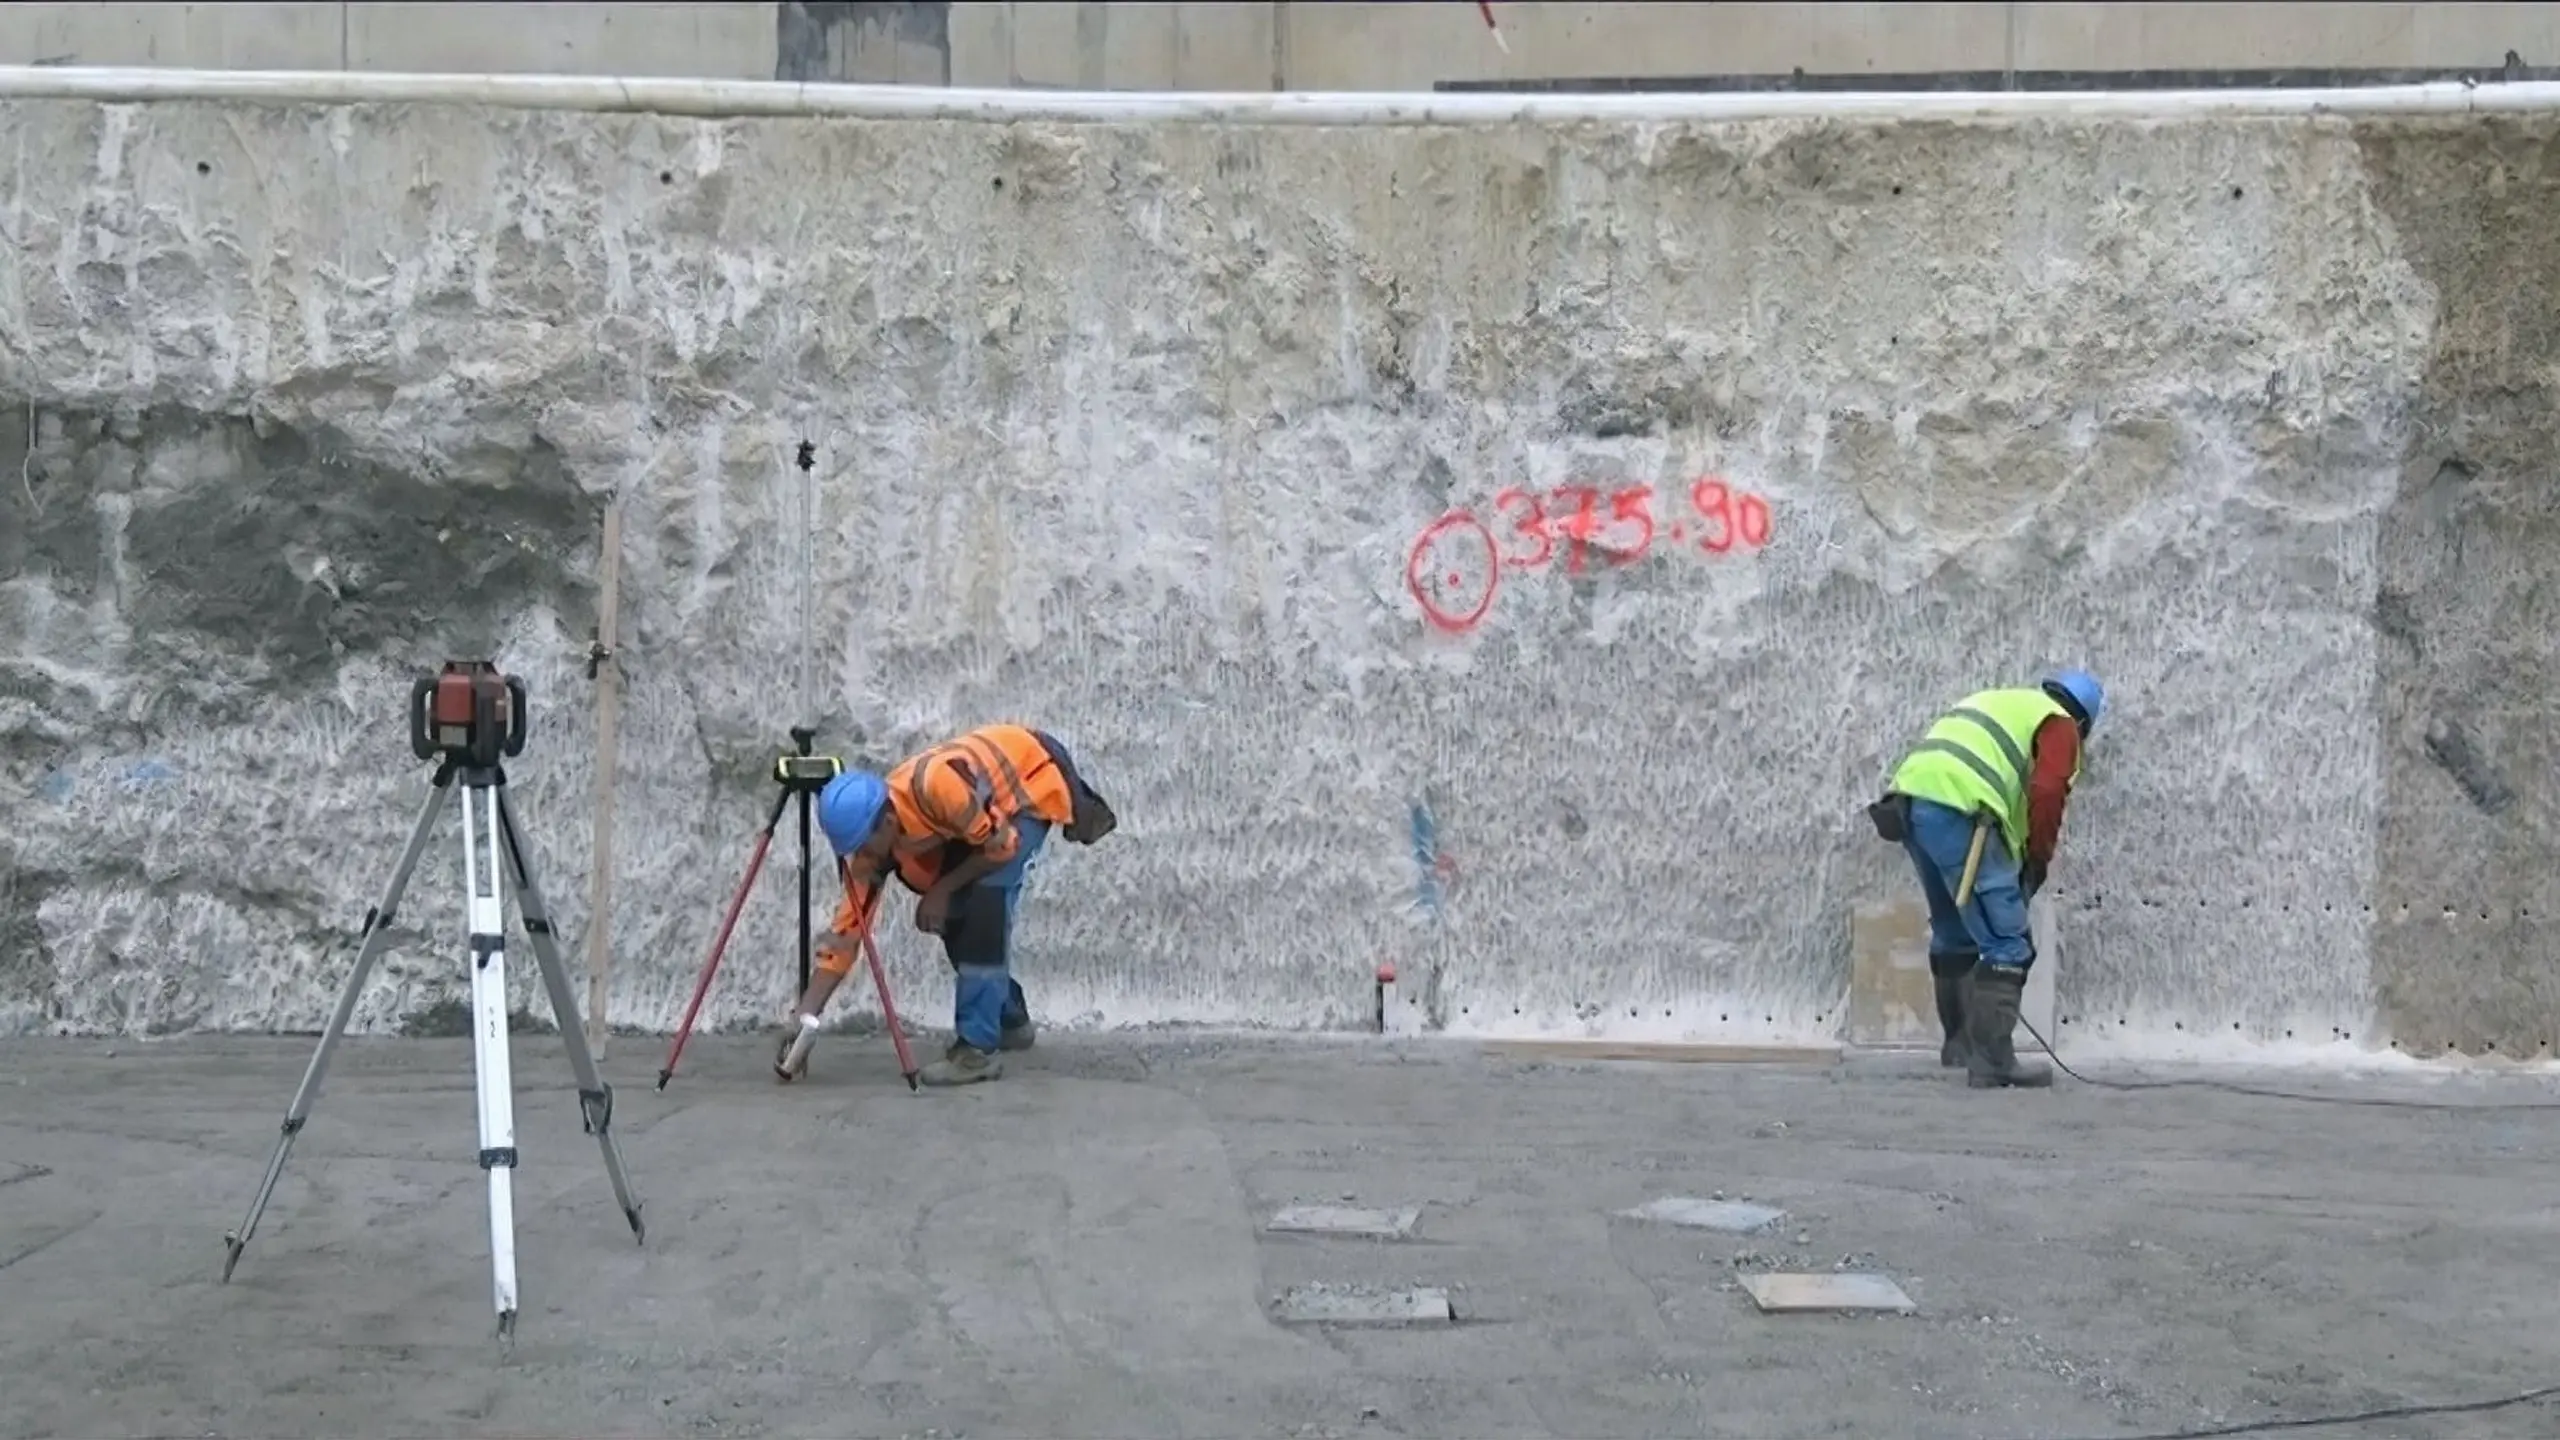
[1928,947,1977,1068]
[920,1043,1003,1087]
[1964,964,2052,1089]
[999,978,1036,1051]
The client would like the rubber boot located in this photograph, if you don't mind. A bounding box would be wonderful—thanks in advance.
[1933,974,1969,1068]
[1928,947,1977,1068]
[1964,964,2052,1089]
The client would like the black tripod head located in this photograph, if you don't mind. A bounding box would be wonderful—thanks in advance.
[410,661,529,770]
[794,440,815,473]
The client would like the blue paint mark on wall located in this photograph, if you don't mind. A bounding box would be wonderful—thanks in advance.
[120,759,180,791]
[38,770,73,803]
[1410,800,1443,923]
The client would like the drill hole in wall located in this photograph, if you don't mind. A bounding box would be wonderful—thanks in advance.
[2231,185,2245,199]
[659,170,674,184]
[195,160,210,175]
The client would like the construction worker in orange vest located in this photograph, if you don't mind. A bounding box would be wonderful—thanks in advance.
[782,723,1116,1087]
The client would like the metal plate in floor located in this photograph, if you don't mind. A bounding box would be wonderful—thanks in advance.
[1272,1284,1453,1325]
[1618,1196,1786,1233]
[1739,1272,1916,1314]
[1266,1204,1424,1239]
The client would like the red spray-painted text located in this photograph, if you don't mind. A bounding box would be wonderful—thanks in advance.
[1405,478,1774,633]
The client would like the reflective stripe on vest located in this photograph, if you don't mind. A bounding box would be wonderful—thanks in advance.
[910,726,1048,842]
[1889,687,2072,861]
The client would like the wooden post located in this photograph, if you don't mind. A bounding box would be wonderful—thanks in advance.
[583,501,624,1058]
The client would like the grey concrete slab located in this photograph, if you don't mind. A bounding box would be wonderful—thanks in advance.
[5,1034,2560,1440]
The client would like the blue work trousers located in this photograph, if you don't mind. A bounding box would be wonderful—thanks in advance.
[948,818,1049,1050]
[1899,798,2034,972]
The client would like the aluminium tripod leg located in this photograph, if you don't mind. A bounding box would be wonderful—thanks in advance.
[223,771,458,1282]
[495,786,646,1246]
[459,775,523,1340]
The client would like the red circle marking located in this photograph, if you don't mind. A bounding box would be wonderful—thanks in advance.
[1406,510,1500,633]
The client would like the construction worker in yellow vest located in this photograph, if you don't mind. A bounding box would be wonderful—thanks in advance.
[1867,669,2103,1089]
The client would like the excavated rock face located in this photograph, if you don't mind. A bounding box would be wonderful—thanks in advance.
[0,95,2548,1055]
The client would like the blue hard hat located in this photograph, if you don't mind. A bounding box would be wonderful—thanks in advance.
[815,770,890,856]
[2043,668,2105,732]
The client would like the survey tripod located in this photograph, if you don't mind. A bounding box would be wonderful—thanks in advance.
[656,727,921,1091]
[218,661,645,1342]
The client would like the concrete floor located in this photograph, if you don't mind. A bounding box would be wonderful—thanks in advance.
[3,1031,2558,1440]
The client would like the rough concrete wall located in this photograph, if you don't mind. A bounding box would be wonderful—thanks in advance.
[2356,119,2560,1061]
[0,94,2546,1056]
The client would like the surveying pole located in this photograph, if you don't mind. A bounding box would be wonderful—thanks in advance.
[218,661,645,1344]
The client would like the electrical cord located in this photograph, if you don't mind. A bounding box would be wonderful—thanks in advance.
[2053,1382,2560,1439]
[2013,1016,2560,1111]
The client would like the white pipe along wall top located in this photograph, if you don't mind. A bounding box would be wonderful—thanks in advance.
[0,65,2554,1066]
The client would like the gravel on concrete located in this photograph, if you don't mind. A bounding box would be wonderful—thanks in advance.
[3,1032,2557,1440]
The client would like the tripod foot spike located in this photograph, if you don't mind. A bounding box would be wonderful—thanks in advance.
[904,1072,920,1093]
[654,1069,672,1092]
[220,1234,244,1283]
[497,1309,517,1345]
[625,1205,646,1243]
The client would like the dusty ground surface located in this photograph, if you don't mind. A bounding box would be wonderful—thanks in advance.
[3,1031,2558,1440]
